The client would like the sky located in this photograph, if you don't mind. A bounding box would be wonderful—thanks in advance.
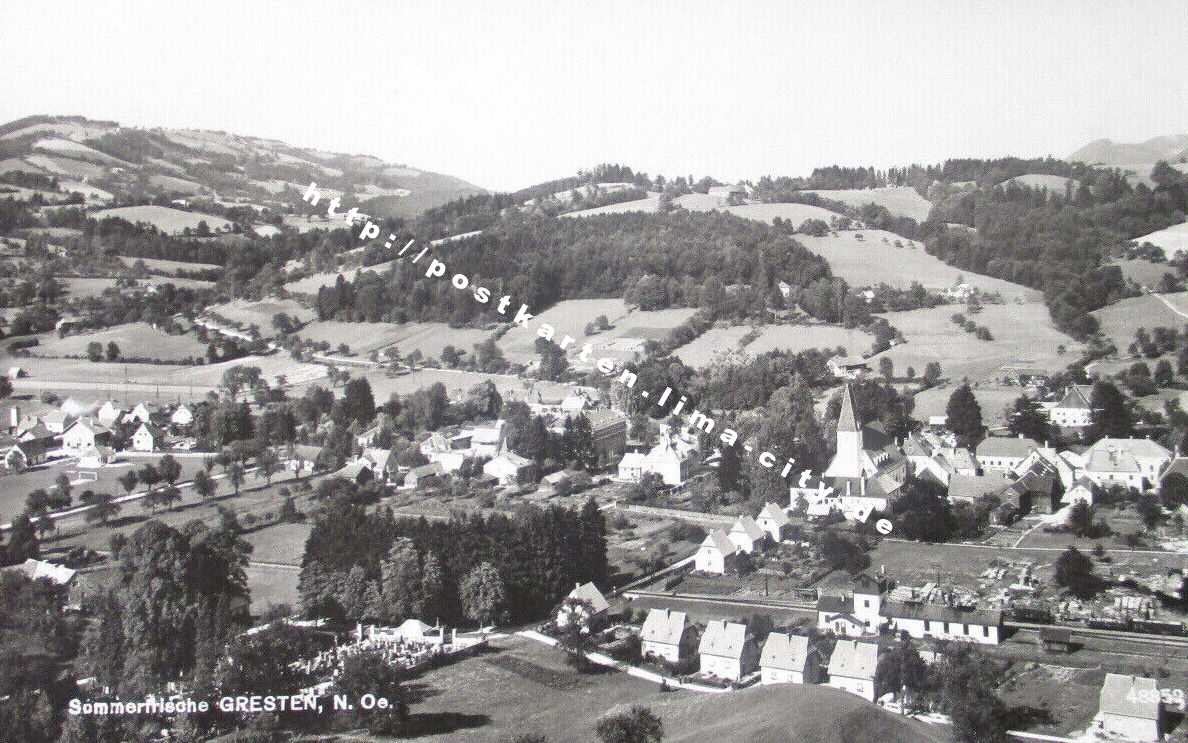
[3,0,1186,192]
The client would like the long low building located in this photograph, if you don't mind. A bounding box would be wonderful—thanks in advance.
[880,600,1002,645]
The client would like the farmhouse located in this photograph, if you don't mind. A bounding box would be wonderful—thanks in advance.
[880,600,1002,645]
[584,408,628,464]
[131,422,163,452]
[483,450,536,486]
[728,515,766,554]
[639,608,696,663]
[755,502,789,542]
[129,402,161,425]
[946,471,1012,504]
[1048,385,1093,428]
[1082,438,1172,492]
[825,640,879,702]
[694,529,738,575]
[403,462,445,489]
[1095,673,1162,742]
[170,404,194,428]
[556,581,609,631]
[360,448,397,482]
[816,574,884,636]
[697,620,757,682]
[759,632,816,685]
[2,438,47,471]
[826,356,868,380]
[975,435,1038,472]
[62,419,111,451]
[97,400,124,427]
[77,445,117,469]
[41,409,75,434]
[1063,475,1099,506]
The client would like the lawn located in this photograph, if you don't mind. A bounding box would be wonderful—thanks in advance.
[745,323,873,357]
[30,322,206,362]
[299,320,492,360]
[796,230,1039,300]
[911,383,1022,429]
[92,205,232,235]
[671,325,756,368]
[872,302,1082,386]
[204,298,318,331]
[1132,221,1188,260]
[1093,292,1188,354]
[243,522,312,565]
[495,299,633,365]
[800,186,933,221]
[1113,258,1177,287]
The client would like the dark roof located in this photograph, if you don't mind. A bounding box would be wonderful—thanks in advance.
[817,594,853,613]
[1040,627,1072,643]
[881,600,1002,626]
[837,384,859,433]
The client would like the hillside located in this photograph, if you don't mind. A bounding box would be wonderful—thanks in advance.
[1068,133,1188,184]
[0,114,485,218]
[616,684,948,743]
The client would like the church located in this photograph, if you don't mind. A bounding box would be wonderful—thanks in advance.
[791,384,907,521]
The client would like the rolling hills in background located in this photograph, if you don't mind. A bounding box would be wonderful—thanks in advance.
[0,114,486,219]
[1068,133,1188,184]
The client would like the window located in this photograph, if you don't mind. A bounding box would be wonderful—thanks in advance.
[943,622,950,634]
[982,625,989,637]
[863,599,870,608]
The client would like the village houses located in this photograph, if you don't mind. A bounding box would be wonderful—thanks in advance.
[759,632,817,686]
[694,529,738,575]
[825,640,879,702]
[697,620,757,682]
[639,608,696,664]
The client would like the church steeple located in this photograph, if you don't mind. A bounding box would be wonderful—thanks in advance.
[824,383,865,479]
[837,383,860,433]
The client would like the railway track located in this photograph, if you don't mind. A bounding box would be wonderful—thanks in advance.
[1007,621,1188,647]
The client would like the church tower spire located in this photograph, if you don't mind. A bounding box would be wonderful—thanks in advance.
[824,383,865,479]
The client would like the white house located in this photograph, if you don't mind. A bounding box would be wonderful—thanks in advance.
[694,529,738,575]
[826,640,879,702]
[77,445,116,469]
[62,419,109,451]
[131,422,163,452]
[129,402,160,425]
[827,356,868,380]
[1063,475,1098,506]
[617,438,689,486]
[41,409,75,434]
[483,450,536,486]
[697,620,757,682]
[816,574,884,636]
[880,601,1002,645]
[1095,673,1162,743]
[1048,385,1093,428]
[759,632,815,685]
[556,581,610,631]
[975,435,1038,472]
[755,502,790,542]
[96,400,124,427]
[728,515,766,554]
[1082,438,1173,492]
[170,404,194,428]
[639,608,695,663]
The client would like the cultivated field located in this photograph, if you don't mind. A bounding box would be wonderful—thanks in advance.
[32,137,127,164]
[204,298,317,331]
[29,323,206,362]
[92,205,232,235]
[1113,258,1175,287]
[282,260,396,294]
[557,192,662,217]
[910,384,1022,430]
[24,154,108,180]
[495,298,632,364]
[800,186,933,221]
[1092,292,1188,354]
[117,255,222,275]
[796,230,1040,300]
[745,323,873,357]
[671,325,756,367]
[1131,221,1188,260]
[872,302,1082,385]
[280,214,349,234]
[299,320,492,360]
[148,173,205,194]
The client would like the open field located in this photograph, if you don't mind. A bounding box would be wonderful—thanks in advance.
[800,186,933,221]
[5,352,324,391]
[796,230,1039,300]
[872,302,1082,385]
[999,173,1080,195]
[559,193,850,226]
[148,173,205,194]
[911,384,1021,429]
[1114,258,1176,287]
[117,255,222,275]
[315,368,533,404]
[280,214,348,233]
[745,323,873,357]
[24,154,108,180]
[1132,221,1188,260]
[32,137,127,164]
[282,260,396,294]
[495,298,632,364]
[92,205,232,235]
[558,192,662,217]
[243,522,311,565]
[404,634,946,743]
[29,322,206,362]
[59,180,113,202]
[1092,292,1188,354]
[299,320,492,360]
[205,298,317,330]
[245,565,300,614]
[671,325,756,367]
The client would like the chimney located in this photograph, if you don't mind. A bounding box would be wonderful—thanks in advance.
[9,406,19,431]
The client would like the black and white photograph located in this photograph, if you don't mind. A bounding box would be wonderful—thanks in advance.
[2,1,1188,741]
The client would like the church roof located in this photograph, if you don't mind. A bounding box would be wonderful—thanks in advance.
[837,384,860,433]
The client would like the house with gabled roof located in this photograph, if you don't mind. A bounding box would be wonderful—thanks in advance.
[41,409,75,435]
[170,404,194,429]
[403,461,445,489]
[129,402,161,425]
[826,640,879,701]
[1083,438,1173,492]
[816,573,884,636]
[131,422,164,452]
[694,529,738,574]
[640,608,697,663]
[755,502,790,542]
[815,384,907,513]
[1095,673,1161,742]
[697,620,757,681]
[1063,475,1099,506]
[483,449,536,486]
[62,419,110,451]
[976,434,1039,472]
[1048,385,1093,429]
[880,600,1002,645]
[759,632,817,685]
[96,400,124,427]
[728,515,766,554]
[556,581,610,631]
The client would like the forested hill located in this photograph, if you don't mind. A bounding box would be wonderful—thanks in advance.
[0,114,485,218]
[921,161,1188,338]
[312,210,858,327]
